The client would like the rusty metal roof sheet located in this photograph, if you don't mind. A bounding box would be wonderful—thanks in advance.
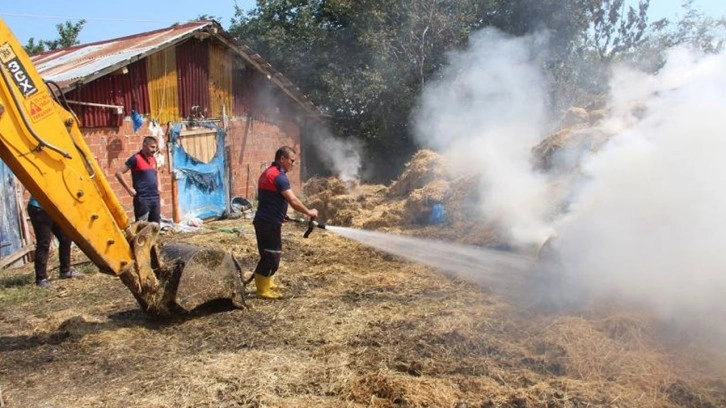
[31,21,322,116]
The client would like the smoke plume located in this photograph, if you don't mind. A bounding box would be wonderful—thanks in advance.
[308,126,362,182]
[413,28,555,246]
[556,48,726,321]
[413,27,726,324]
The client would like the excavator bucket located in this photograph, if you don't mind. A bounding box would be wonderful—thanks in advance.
[160,243,247,312]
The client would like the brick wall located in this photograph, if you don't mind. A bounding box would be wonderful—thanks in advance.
[82,120,172,220]
[225,116,302,203]
[82,115,301,221]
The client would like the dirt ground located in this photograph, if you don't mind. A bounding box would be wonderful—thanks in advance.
[2,149,726,407]
[2,217,726,407]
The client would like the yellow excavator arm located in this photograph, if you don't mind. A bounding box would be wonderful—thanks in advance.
[0,18,245,316]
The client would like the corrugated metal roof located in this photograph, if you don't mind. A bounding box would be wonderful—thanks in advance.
[31,21,322,116]
[39,47,153,82]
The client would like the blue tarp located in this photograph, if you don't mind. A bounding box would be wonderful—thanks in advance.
[0,161,23,257]
[170,122,226,220]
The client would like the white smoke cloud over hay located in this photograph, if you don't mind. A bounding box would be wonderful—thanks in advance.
[309,128,363,182]
[413,28,555,246]
[414,25,726,325]
[556,48,726,320]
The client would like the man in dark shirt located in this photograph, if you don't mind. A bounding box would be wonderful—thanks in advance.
[27,196,85,288]
[253,146,318,299]
[115,136,162,223]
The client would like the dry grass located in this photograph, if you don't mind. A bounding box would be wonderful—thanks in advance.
[2,218,726,407]
[3,147,726,406]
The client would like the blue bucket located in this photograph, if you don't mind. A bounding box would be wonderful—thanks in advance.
[430,203,445,224]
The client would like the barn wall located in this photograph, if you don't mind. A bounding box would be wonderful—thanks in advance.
[82,120,173,220]
[65,59,150,128]
[82,115,301,221]
[147,47,179,123]
[225,117,302,203]
[72,36,310,221]
[208,43,234,119]
[177,40,210,119]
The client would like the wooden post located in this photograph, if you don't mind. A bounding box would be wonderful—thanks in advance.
[0,244,34,269]
[245,163,250,199]
[15,180,33,264]
[167,126,180,224]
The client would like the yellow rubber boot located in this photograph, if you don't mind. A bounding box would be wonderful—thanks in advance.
[254,274,282,299]
[269,276,285,290]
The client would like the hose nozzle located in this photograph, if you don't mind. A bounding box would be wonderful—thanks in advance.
[304,220,326,238]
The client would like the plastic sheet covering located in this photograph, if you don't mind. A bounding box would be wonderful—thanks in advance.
[170,122,226,220]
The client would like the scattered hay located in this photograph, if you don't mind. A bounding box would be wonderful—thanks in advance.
[4,137,726,407]
[538,315,672,392]
[388,150,448,197]
[346,370,462,406]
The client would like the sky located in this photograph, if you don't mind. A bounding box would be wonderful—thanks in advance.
[1,1,725,47]
[1,0,256,46]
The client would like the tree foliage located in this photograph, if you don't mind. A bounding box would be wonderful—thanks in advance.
[658,0,725,54]
[586,0,651,62]
[23,38,46,55]
[230,0,500,179]
[229,0,722,181]
[23,19,86,55]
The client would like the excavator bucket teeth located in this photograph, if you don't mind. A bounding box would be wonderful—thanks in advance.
[160,243,246,312]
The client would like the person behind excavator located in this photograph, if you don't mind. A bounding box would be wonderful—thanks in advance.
[27,196,85,288]
[115,136,162,223]
[252,146,318,299]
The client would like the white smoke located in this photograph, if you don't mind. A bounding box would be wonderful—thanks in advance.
[555,47,726,320]
[414,28,555,246]
[309,128,362,182]
[413,26,726,324]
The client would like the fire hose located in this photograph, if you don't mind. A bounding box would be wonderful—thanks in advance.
[286,216,326,238]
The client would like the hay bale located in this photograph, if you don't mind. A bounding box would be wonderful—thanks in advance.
[388,150,448,197]
[441,174,480,225]
[401,180,451,225]
[358,201,405,230]
[307,193,359,226]
[560,107,590,128]
[303,177,390,226]
[402,190,430,225]
[532,128,574,169]
[455,221,500,247]
[303,176,350,197]
[589,109,608,124]
[532,127,614,170]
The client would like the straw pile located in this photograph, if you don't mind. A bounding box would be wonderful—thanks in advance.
[2,120,726,406]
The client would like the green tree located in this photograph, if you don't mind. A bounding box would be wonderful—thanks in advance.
[24,19,86,54]
[658,0,724,53]
[585,0,652,62]
[43,20,87,50]
[231,0,492,180]
[231,1,712,180]
[23,38,46,55]
[193,14,224,23]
